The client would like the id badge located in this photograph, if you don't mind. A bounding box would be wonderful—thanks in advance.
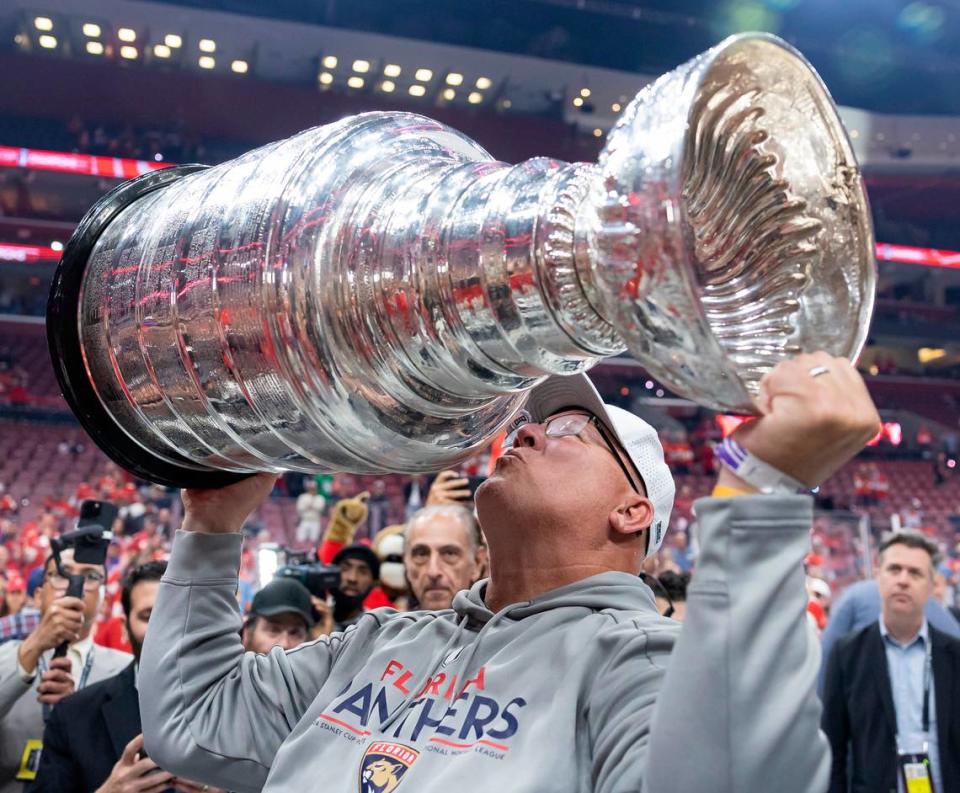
[898,751,935,793]
[15,739,42,781]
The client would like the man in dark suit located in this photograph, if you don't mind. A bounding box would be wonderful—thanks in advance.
[27,561,223,793]
[822,531,960,793]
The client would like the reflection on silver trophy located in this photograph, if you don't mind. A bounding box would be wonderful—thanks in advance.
[47,32,875,486]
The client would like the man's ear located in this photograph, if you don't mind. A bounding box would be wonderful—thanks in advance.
[608,494,654,538]
[474,545,489,578]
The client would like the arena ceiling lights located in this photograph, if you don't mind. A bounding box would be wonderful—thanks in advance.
[13,10,251,77]
[316,53,498,107]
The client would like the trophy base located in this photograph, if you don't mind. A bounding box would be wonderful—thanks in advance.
[47,165,252,490]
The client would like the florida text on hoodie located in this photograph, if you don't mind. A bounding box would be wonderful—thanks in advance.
[138,495,830,793]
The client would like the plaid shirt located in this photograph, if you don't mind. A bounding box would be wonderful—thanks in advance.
[0,607,41,644]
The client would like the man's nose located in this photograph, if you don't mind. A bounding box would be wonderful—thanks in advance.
[426,552,444,577]
[279,633,299,651]
[514,422,545,448]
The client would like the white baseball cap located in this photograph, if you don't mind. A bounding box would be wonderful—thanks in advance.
[517,373,676,555]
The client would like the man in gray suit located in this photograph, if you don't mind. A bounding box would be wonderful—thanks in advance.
[0,549,131,791]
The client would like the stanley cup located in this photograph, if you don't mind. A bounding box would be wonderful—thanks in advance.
[47,33,875,488]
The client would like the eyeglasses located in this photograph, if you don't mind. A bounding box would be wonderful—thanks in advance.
[44,571,105,592]
[506,411,642,495]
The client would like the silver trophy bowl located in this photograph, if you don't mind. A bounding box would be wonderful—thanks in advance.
[47,33,874,487]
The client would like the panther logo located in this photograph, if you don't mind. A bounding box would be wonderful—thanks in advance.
[358,742,420,793]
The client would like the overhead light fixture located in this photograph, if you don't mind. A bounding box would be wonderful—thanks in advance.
[415,68,433,82]
[409,84,426,97]
[319,71,334,85]
[593,128,603,137]
[198,55,215,69]
[153,44,171,58]
[38,35,57,49]
[231,59,248,74]
[468,91,483,104]
[501,98,512,109]
[86,40,104,55]
[580,88,591,98]
[611,102,621,112]
[34,17,53,32]
[445,72,463,86]
[573,97,583,107]
[442,88,455,101]
[475,77,492,90]
[82,23,101,37]
[199,38,216,53]
[347,75,364,88]
[352,59,370,73]
[118,27,136,42]
[381,80,395,93]
[50,241,63,252]
[383,63,401,77]
[120,45,137,59]
[322,55,337,69]
[165,34,182,48]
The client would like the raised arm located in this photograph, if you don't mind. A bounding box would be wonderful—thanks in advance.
[138,474,348,793]
[619,353,877,793]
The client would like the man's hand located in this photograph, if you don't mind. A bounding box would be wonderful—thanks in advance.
[426,470,472,505]
[727,352,881,489]
[310,595,334,638]
[95,735,174,793]
[17,596,85,674]
[181,473,279,534]
[36,656,75,705]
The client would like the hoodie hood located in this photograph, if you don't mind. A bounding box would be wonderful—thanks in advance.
[452,571,659,627]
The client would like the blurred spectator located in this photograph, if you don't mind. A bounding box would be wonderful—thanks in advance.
[403,474,427,520]
[403,505,486,611]
[651,570,689,621]
[806,577,831,633]
[362,480,390,543]
[295,479,326,545]
[242,578,316,654]
[671,530,694,574]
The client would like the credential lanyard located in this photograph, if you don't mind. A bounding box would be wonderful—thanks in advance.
[39,646,95,720]
[922,637,932,734]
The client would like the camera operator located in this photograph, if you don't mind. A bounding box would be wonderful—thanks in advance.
[330,546,379,632]
[0,548,130,791]
[242,578,318,654]
[27,560,225,793]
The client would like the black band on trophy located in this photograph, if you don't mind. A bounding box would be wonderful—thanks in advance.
[47,164,252,489]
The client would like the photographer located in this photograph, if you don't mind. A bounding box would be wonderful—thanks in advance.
[27,560,224,793]
[140,353,875,793]
[0,546,130,791]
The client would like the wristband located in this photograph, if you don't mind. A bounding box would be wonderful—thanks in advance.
[711,484,753,498]
[714,437,807,494]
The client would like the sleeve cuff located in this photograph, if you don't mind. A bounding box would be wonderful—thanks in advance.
[164,530,244,582]
[693,493,813,531]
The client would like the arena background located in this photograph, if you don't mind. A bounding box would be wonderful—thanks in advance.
[0,0,958,611]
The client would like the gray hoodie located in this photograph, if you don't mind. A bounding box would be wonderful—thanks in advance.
[139,495,830,792]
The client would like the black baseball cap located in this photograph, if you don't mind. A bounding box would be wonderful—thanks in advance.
[333,544,381,580]
[250,578,315,628]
